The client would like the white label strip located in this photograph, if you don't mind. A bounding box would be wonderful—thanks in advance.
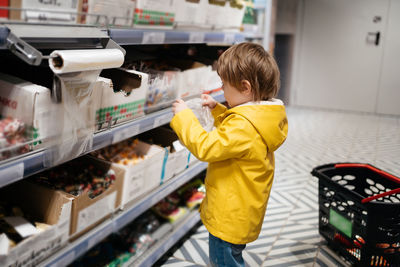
[153,113,173,128]
[0,162,24,187]
[189,32,205,43]
[88,225,113,249]
[112,124,140,144]
[223,33,236,44]
[142,32,166,44]
[50,251,75,267]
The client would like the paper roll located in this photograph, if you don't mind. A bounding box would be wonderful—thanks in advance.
[49,49,124,74]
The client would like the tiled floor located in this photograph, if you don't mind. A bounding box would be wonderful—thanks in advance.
[158,106,400,267]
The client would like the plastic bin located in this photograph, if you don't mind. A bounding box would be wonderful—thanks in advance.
[311,163,400,266]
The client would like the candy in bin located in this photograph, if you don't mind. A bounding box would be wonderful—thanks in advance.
[0,117,30,160]
[31,160,116,199]
[178,179,206,209]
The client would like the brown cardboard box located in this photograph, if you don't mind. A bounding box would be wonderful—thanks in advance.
[0,181,72,266]
[67,157,123,239]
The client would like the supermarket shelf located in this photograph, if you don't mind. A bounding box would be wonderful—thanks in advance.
[109,28,245,45]
[128,211,201,267]
[39,161,207,267]
[0,91,224,189]
[0,23,245,51]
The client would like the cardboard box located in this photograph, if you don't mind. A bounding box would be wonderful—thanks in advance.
[140,127,190,182]
[79,0,135,27]
[174,0,209,29]
[205,0,227,29]
[97,69,147,129]
[167,60,212,99]
[0,73,99,152]
[134,0,175,29]
[9,0,80,22]
[108,140,165,209]
[225,0,245,29]
[0,180,71,266]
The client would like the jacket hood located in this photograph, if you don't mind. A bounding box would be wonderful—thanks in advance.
[226,99,288,152]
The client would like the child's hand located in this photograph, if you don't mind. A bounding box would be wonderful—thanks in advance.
[201,94,217,109]
[172,99,189,115]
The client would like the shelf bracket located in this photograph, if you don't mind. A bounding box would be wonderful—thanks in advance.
[6,29,44,66]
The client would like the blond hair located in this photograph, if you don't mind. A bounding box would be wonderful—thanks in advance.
[217,42,280,100]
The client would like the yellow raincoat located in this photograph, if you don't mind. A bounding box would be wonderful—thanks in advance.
[170,100,288,244]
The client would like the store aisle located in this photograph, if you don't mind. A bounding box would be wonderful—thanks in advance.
[158,106,400,267]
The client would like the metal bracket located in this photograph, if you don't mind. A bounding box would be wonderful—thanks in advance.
[6,30,44,65]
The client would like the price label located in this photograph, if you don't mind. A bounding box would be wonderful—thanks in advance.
[223,33,236,44]
[153,113,173,128]
[189,32,205,43]
[112,124,140,144]
[142,32,166,44]
[0,163,24,188]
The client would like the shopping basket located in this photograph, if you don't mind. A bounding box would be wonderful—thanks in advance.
[311,163,400,266]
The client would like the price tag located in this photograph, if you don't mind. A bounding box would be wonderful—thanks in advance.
[142,32,166,44]
[0,163,24,188]
[223,33,236,44]
[189,32,205,43]
[153,113,173,128]
[112,124,140,144]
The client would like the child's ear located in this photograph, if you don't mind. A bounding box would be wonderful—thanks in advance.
[241,80,252,96]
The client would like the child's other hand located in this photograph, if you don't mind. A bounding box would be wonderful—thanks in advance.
[172,99,189,115]
[201,94,217,109]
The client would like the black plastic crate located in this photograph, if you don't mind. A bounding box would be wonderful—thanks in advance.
[311,163,400,267]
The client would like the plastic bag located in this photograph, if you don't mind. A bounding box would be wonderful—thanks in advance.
[186,98,214,132]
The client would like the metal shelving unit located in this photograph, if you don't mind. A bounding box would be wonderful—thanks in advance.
[39,161,207,267]
[0,91,223,188]
[0,19,229,266]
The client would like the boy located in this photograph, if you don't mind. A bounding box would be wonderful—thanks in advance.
[171,42,288,267]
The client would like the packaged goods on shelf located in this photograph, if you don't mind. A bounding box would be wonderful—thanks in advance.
[78,0,135,27]
[72,211,162,267]
[134,0,175,29]
[0,0,8,19]
[205,0,227,30]
[0,117,30,161]
[126,60,179,113]
[96,69,147,129]
[177,178,205,209]
[242,0,256,25]
[28,157,123,238]
[152,192,188,223]
[92,139,165,209]
[174,0,209,29]
[8,0,80,23]
[0,72,101,160]
[226,0,246,30]
[139,127,191,183]
[0,180,71,266]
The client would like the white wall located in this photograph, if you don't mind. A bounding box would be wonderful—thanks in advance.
[376,0,400,115]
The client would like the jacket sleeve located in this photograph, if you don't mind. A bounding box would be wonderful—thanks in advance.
[170,108,252,162]
[211,102,227,119]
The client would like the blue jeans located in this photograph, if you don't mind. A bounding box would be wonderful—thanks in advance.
[209,233,246,267]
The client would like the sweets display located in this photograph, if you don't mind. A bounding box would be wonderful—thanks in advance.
[31,159,116,199]
[152,192,188,223]
[178,179,206,209]
[92,139,146,166]
[0,117,30,161]
[71,211,160,267]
